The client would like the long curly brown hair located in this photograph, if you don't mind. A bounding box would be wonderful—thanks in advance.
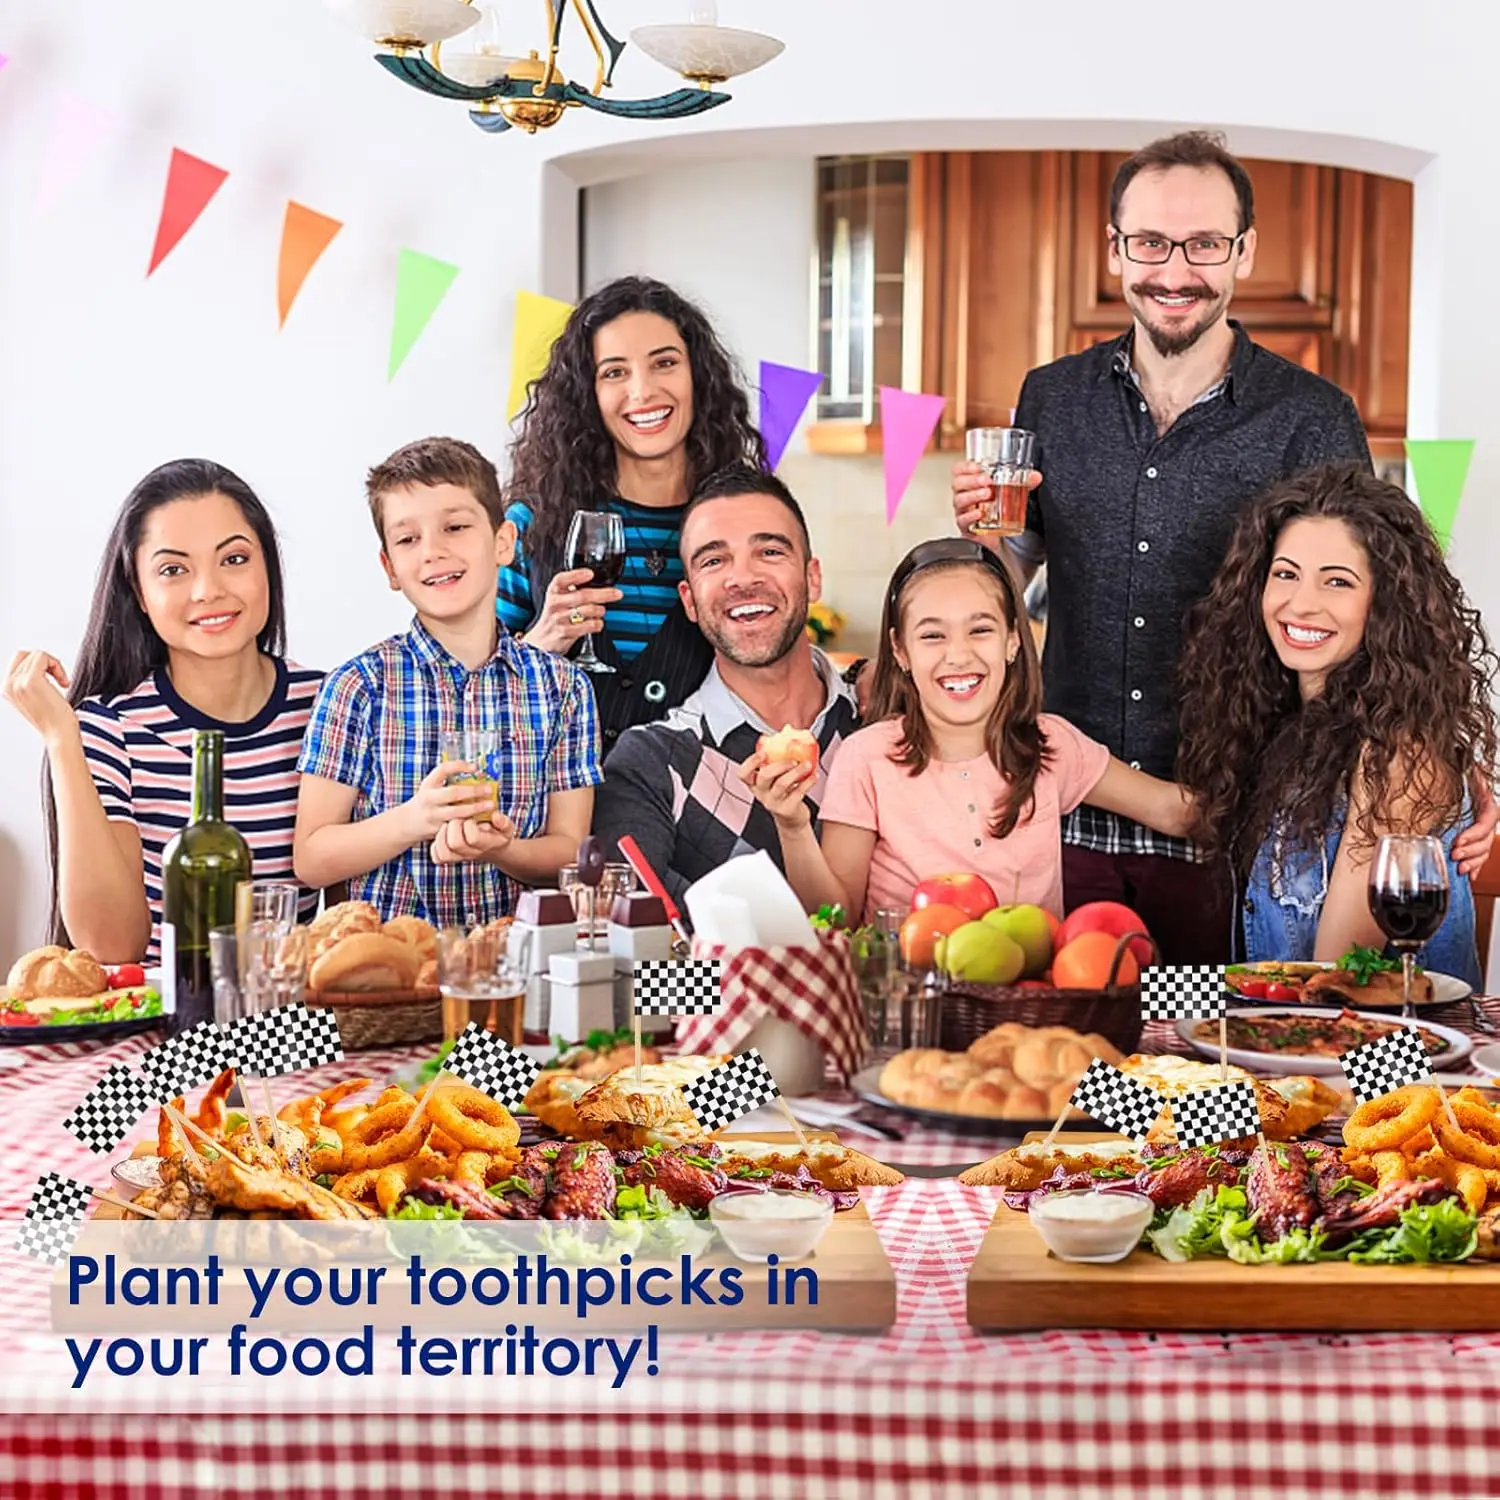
[506,276,767,562]
[867,542,1052,839]
[1177,461,1498,873]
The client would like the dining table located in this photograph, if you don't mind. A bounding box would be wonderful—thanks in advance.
[5,1000,1500,1499]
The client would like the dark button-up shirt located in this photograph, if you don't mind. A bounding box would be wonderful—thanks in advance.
[1011,321,1372,860]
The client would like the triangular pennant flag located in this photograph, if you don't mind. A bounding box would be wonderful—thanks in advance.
[389,248,460,381]
[0,54,8,73]
[36,93,114,214]
[277,201,343,329]
[147,148,229,276]
[758,361,823,470]
[879,387,946,525]
[1405,439,1475,551]
[508,289,574,418]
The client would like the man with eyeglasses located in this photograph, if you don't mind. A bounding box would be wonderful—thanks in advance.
[949,129,1373,964]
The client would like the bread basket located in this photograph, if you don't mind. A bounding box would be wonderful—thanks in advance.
[306,987,442,1050]
[935,931,1154,1056]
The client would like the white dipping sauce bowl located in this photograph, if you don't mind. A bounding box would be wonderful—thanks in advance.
[1027,1188,1154,1264]
[709,1188,834,1260]
[110,1155,164,1201]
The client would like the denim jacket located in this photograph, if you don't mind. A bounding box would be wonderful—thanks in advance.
[1241,801,1481,990]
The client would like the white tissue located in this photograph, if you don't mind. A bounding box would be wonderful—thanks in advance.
[684,849,820,952]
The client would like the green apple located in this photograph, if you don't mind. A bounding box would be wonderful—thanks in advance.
[982,903,1054,978]
[938,921,1025,984]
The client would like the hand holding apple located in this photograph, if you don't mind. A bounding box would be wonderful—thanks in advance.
[738,749,816,830]
[757,724,819,773]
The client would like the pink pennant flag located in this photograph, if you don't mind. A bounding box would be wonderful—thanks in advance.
[758,361,823,470]
[879,387,947,524]
[0,54,8,73]
[36,93,115,214]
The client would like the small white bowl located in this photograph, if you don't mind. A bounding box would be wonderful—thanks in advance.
[709,1188,833,1260]
[110,1155,164,1201]
[1470,1042,1500,1077]
[1027,1189,1154,1264]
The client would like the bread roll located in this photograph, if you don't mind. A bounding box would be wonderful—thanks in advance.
[966,1021,1027,1071]
[382,915,437,961]
[309,933,421,993]
[308,901,383,961]
[7,945,107,1000]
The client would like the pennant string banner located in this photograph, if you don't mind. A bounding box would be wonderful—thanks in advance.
[1404,438,1475,552]
[389,248,460,381]
[147,148,229,276]
[278,201,343,328]
[508,289,574,418]
[759,361,823,471]
[879,387,946,525]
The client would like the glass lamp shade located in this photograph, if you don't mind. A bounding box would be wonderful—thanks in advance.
[435,2,523,84]
[629,22,784,84]
[328,0,481,48]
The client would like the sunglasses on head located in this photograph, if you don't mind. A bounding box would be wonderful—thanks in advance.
[886,538,1017,613]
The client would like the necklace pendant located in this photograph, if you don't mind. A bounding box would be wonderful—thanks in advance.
[645,548,666,577]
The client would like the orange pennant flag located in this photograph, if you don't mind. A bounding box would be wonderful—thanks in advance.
[277,202,343,328]
[147,148,229,276]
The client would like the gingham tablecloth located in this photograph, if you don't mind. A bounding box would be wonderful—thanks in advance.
[6,1007,1500,1500]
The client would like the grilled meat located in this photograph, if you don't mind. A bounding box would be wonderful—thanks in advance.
[1320,1176,1452,1243]
[542,1141,617,1219]
[1302,1141,1362,1214]
[1136,1149,1242,1210]
[410,1178,507,1220]
[621,1146,727,1212]
[203,1153,376,1221]
[484,1156,548,1220]
[1246,1142,1318,1239]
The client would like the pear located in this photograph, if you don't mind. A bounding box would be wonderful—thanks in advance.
[982,903,1054,978]
[939,921,1025,985]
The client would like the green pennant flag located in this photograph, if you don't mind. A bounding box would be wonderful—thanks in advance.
[388,249,459,381]
[1404,438,1475,551]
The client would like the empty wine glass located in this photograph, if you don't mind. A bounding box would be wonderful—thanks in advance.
[1368,835,1450,1019]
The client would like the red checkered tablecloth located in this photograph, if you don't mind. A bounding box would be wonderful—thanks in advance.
[5,1009,1500,1499]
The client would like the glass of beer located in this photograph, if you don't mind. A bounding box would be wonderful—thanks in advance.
[437,924,530,1046]
[439,730,501,824]
[965,427,1037,535]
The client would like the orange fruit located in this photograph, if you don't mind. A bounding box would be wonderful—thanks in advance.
[899,903,969,968]
[1051,931,1139,990]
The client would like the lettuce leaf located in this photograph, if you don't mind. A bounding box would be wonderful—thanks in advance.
[1147,1186,1252,1262]
[1346,1199,1478,1264]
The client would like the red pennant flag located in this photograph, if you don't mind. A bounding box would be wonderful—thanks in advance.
[277,202,343,328]
[147,148,229,276]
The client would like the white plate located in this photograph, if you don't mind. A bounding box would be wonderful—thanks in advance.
[1227,964,1472,1009]
[1177,1005,1473,1076]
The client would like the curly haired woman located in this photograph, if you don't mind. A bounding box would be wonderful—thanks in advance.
[1177,462,1498,983]
[498,276,769,747]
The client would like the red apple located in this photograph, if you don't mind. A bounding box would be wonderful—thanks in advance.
[911,872,998,922]
[758,724,819,773]
[1055,901,1153,968]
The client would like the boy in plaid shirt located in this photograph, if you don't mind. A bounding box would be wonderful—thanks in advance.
[293,437,602,926]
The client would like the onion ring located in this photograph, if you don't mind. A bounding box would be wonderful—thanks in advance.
[375,1151,449,1215]
[1343,1085,1441,1153]
[340,1096,429,1170]
[1412,1150,1488,1214]
[427,1084,520,1153]
[1370,1150,1410,1187]
[1434,1098,1500,1169]
[331,1168,383,1207]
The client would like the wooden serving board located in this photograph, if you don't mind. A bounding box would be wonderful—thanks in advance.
[967,1132,1500,1332]
[67,1132,896,1334]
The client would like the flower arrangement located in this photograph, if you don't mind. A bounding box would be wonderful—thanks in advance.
[805,600,845,646]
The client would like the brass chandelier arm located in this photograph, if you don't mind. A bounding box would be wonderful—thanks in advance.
[539,0,564,93]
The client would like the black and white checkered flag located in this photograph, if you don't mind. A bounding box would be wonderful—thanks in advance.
[444,1023,542,1110]
[1340,1026,1432,1107]
[1141,966,1227,1022]
[62,1063,155,1154]
[681,1048,780,1134]
[226,1004,343,1078]
[1170,1081,1262,1148]
[1069,1058,1164,1141]
[633,958,722,1016]
[16,1172,93,1265]
[140,1020,232,1101]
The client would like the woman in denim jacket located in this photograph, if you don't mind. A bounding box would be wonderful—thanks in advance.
[1176,463,1498,986]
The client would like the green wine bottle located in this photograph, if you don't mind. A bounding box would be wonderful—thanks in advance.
[161,729,251,1033]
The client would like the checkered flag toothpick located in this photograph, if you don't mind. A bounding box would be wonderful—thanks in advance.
[1340,1026,1433,1107]
[140,1020,232,1101]
[62,1062,155,1154]
[681,1048,780,1134]
[633,958,722,1017]
[1141,966,1227,1022]
[1169,1081,1263,1148]
[226,1003,343,1079]
[16,1172,93,1265]
[444,1023,542,1110]
[1069,1058,1165,1142]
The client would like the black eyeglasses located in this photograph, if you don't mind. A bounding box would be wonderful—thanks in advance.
[886,538,1016,612]
[1111,231,1244,266]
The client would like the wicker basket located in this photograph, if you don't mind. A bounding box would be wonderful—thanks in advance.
[307,987,443,1050]
[936,931,1156,1056]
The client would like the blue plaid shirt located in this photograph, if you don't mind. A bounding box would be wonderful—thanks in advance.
[297,616,603,926]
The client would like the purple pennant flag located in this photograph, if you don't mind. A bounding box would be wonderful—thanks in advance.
[758,361,823,471]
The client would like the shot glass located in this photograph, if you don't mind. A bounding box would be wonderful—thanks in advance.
[965,427,1037,536]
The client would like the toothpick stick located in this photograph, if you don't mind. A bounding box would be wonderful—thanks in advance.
[240,1094,265,1153]
[259,1076,281,1150]
[164,1104,227,1161]
[1219,1014,1229,1083]
[1439,1085,1462,1134]
[94,1189,158,1219]
[1039,1091,1074,1152]
[633,1008,643,1085]
[405,1073,449,1137]
[773,1095,810,1147]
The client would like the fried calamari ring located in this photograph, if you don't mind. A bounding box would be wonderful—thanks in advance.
[375,1150,449,1215]
[449,1150,493,1189]
[1411,1150,1488,1215]
[1370,1150,1410,1187]
[1434,1098,1500,1169]
[427,1084,520,1153]
[340,1096,428,1170]
[1343,1085,1441,1153]
[331,1168,383,1207]
[1401,1126,1437,1159]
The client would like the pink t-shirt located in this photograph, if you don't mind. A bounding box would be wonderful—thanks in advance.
[820,714,1111,921]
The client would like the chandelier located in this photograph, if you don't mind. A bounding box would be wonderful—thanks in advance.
[328,0,785,135]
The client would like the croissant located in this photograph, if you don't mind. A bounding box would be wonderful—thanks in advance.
[7,945,107,1000]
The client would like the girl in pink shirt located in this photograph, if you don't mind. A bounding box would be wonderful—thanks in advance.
[744,539,1195,921]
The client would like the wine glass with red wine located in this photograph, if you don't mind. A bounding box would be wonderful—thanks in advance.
[1367,834,1450,1019]
[563,510,625,675]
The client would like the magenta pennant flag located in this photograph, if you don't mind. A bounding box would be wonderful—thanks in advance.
[36,93,115,214]
[879,387,947,524]
[758,361,822,470]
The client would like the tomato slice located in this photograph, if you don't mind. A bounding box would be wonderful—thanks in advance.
[109,964,147,989]
[1265,982,1300,1002]
[1231,977,1269,999]
[1,1011,40,1026]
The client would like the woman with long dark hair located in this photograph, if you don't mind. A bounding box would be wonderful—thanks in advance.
[499,275,769,746]
[3,459,322,962]
[1177,462,1498,983]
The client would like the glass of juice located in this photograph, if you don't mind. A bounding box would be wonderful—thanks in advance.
[439,730,501,824]
[965,427,1037,535]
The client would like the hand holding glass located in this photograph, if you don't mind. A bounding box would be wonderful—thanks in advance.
[564,510,626,675]
[439,730,500,824]
[965,427,1037,536]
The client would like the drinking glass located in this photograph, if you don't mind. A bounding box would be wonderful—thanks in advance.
[599,861,638,918]
[564,510,626,675]
[236,881,300,932]
[437,925,531,1047]
[965,427,1037,536]
[209,927,243,1024]
[240,921,310,1012]
[438,729,501,824]
[1368,835,1450,1019]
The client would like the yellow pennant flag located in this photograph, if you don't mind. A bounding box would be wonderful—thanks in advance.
[508,290,575,419]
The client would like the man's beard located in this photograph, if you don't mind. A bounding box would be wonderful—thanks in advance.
[1130,282,1228,358]
[700,588,810,668]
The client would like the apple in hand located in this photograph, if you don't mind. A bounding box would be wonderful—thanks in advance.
[981,903,1054,977]
[758,724,819,773]
[911,872,998,922]
[1055,901,1153,968]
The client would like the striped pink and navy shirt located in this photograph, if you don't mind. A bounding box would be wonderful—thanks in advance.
[77,657,323,962]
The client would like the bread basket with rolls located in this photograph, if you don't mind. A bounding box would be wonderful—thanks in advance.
[303,902,444,1049]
